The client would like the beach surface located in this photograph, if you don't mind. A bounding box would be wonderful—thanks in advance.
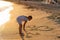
[0,1,60,40]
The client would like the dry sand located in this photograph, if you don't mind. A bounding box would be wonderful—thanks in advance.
[0,1,60,40]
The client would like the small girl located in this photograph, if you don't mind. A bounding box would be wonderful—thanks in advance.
[17,15,32,37]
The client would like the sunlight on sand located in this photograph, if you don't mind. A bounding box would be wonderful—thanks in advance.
[0,1,14,26]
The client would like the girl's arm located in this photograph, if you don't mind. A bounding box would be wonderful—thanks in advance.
[23,21,27,33]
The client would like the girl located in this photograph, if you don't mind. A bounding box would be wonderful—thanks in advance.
[17,15,32,37]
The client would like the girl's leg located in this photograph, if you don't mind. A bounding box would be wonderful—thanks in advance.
[19,24,24,40]
[19,24,22,35]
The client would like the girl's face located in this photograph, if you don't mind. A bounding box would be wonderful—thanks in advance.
[28,18,32,21]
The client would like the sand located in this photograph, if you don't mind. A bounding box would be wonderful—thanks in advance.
[0,1,60,40]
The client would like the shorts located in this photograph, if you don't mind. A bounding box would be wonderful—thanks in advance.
[17,17,22,24]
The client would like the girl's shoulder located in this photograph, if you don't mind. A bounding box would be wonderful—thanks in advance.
[17,15,27,18]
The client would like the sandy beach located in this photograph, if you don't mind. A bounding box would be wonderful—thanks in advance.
[0,1,60,40]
